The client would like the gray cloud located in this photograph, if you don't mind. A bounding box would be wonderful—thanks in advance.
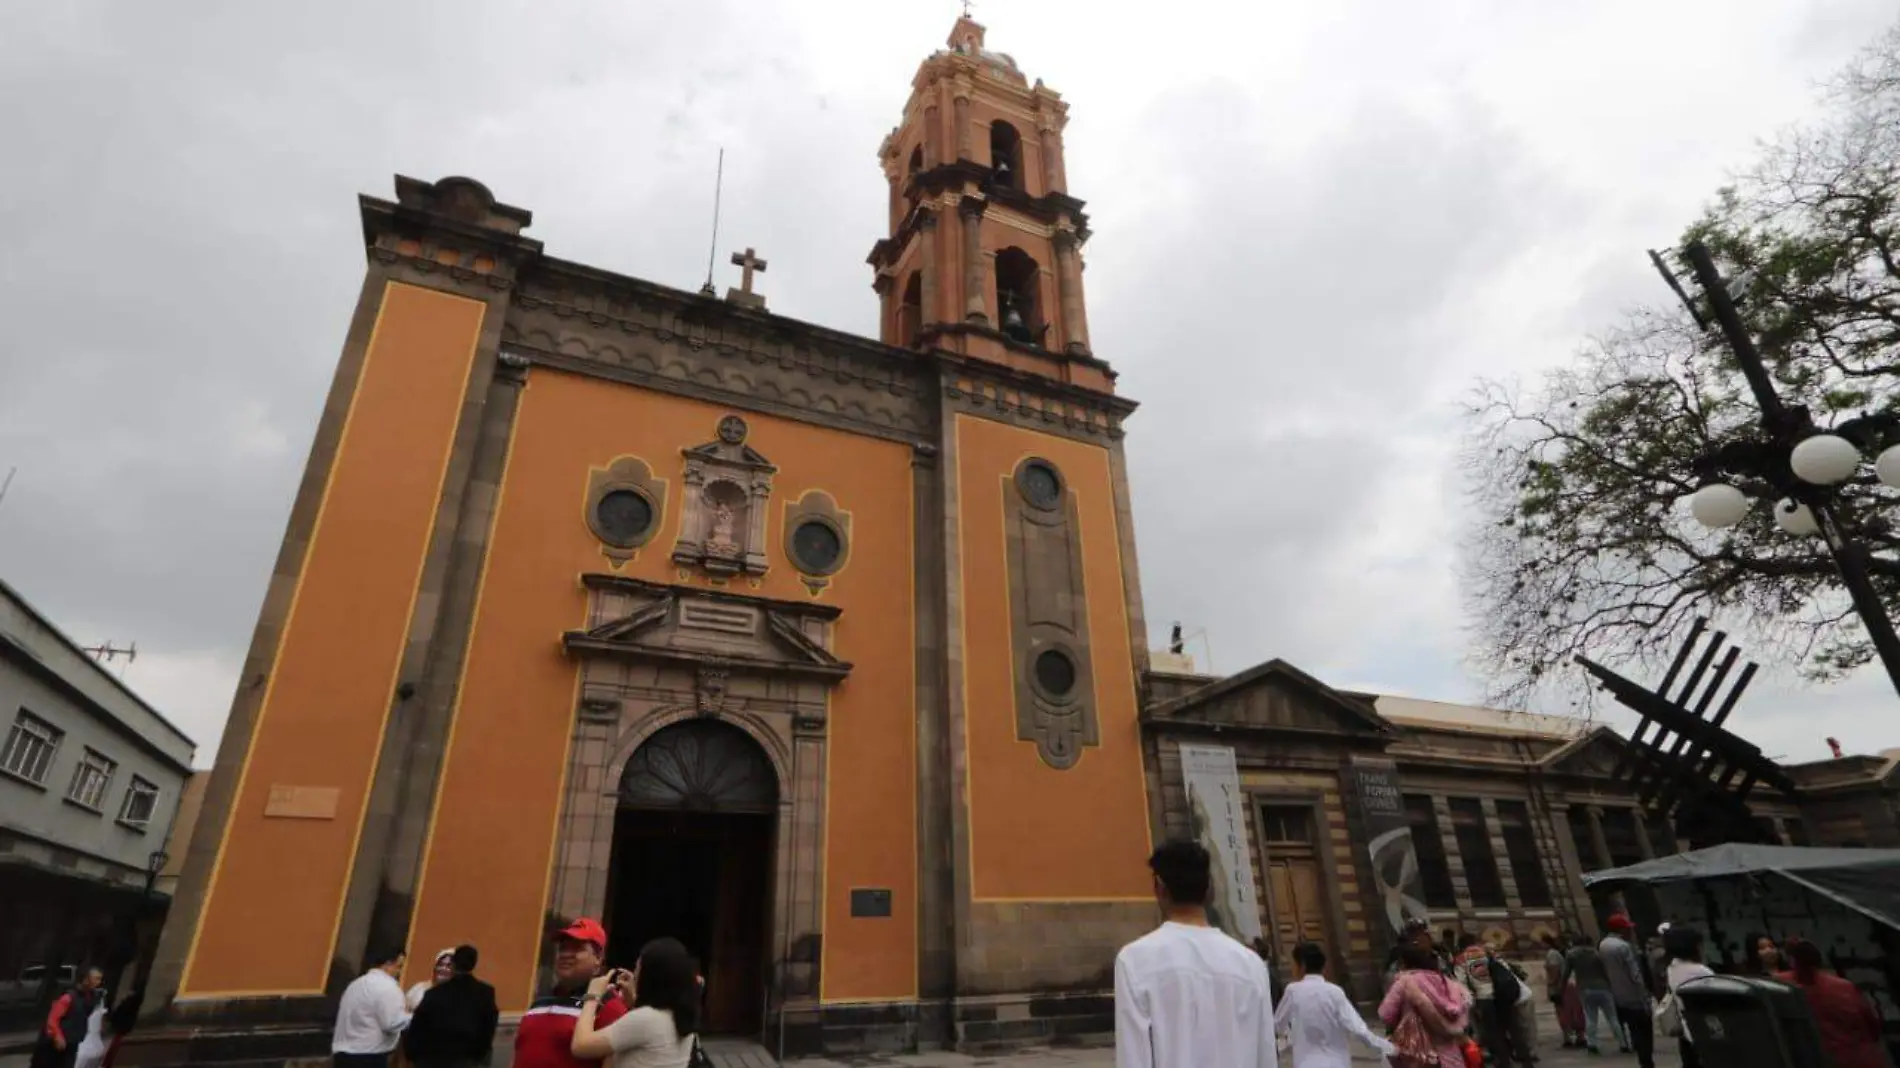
[2,2,1896,767]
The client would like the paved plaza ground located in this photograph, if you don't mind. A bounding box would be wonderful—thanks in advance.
[707,1033,1684,1068]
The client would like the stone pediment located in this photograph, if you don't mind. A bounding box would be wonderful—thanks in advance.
[1143,658,1394,740]
[563,574,851,680]
[1540,726,1630,778]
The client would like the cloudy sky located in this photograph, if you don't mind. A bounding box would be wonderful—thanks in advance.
[3,1,1897,769]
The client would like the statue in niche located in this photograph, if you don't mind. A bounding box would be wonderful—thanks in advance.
[708,502,740,555]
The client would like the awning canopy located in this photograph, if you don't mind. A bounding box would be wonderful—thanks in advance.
[1583,843,1900,931]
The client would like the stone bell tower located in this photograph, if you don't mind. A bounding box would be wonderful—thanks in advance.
[868,15,1108,392]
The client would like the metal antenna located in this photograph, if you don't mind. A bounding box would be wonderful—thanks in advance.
[0,466,15,518]
[701,148,725,296]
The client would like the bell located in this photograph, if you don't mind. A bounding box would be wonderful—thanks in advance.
[994,156,1012,185]
[1001,295,1032,342]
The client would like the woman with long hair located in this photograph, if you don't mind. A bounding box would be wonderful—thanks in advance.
[1780,939,1889,1068]
[1379,943,1474,1068]
[571,938,699,1068]
[1739,932,1781,977]
[1660,925,1714,1068]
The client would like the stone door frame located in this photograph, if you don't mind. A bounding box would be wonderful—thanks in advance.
[545,697,828,1029]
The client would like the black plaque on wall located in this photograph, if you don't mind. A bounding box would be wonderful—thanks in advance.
[849,888,893,918]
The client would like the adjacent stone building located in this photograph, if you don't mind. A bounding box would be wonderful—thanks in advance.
[0,578,196,1027]
[1141,656,1886,1003]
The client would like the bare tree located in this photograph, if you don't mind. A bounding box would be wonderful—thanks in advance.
[1462,21,1900,709]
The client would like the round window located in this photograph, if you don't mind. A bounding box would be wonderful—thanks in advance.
[1034,649,1078,697]
[595,489,655,544]
[1018,460,1063,510]
[790,519,844,574]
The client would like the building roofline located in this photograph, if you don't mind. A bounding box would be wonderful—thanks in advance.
[0,578,197,760]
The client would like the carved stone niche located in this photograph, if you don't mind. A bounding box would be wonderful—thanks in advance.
[782,490,852,596]
[1006,455,1098,770]
[585,456,668,568]
[672,415,776,579]
[562,572,851,732]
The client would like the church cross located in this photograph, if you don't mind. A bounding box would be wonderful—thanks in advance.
[730,248,768,294]
[961,0,973,17]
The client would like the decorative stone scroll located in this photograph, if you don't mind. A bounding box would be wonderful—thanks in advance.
[672,415,776,579]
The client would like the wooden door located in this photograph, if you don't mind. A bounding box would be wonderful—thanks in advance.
[1258,803,1336,979]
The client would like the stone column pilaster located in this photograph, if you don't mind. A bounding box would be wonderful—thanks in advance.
[959,199,988,324]
[1053,230,1089,354]
[1584,806,1612,871]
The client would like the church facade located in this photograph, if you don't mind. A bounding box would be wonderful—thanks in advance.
[129,16,1900,1066]
[138,16,1160,1062]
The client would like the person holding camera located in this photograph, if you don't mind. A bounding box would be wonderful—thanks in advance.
[569,939,701,1068]
[514,920,626,1068]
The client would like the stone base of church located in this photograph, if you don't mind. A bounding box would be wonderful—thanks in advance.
[775,991,1113,1057]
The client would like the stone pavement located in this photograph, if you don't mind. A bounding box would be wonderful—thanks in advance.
[711,1034,1684,1067]
[0,1031,1683,1068]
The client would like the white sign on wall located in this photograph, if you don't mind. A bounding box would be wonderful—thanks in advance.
[1178,743,1263,943]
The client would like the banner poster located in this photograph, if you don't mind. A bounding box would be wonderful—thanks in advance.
[1178,743,1263,944]
[1349,755,1429,932]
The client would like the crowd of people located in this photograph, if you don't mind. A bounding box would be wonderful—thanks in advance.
[27,842,1891,1068]
[1114,838,1893,1068]
[328,918,708,1068]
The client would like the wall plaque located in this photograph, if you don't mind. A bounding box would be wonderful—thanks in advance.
[265,785,341,820]
[849,888,893,918]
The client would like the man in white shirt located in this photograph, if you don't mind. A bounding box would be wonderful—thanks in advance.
[1273,942,1394,1068]
[333,946,411,1068]
[1115,839,1276,1068]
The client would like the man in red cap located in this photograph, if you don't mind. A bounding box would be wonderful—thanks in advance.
[512,919,627,1068]
[1599,914,1655,1068]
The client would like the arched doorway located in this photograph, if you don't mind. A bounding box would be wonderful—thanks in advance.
[607,719,778,1035]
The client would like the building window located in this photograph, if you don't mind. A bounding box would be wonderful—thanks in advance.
[1404,795,1458,910]
[1646,811,1677,856]
[119,776,160,828]
[1,710,63,785]
[1448,798,1508,908]
[1495,800,1553,907]
[1566,805,1600,869]
[1259,805,1315,845]
[1599,807,1645,868]
[65,749,116,811]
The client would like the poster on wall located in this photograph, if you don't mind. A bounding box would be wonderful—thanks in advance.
[1349,755,1429,932]
[1178,743,1263,944]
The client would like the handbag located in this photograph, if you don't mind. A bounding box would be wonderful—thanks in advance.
[687,1034,714,1068]
[1654,987,1683,1038]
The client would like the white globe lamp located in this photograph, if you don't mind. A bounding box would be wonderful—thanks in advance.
[1790,434,1861,485]
[1775,499,1819,536]
[1877,444,1900,490]
[1690,483,1749,528]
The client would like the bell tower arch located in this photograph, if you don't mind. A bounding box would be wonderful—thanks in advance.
[868,15,1106,390]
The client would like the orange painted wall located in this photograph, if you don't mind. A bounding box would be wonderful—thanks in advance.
[406,370,917,1010]
[182,282,485,995]
[954,413,1152,901]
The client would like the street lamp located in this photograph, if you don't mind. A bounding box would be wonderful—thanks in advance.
[116,849,169,995]
[1656,240,1900,698]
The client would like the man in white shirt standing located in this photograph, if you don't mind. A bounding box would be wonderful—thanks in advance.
[333,946,411,1068]
[1273,942,1395,1068]
[1115,839,1276,1068]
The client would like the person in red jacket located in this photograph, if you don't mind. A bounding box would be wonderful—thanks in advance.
[29,968,103,1068]
[1779,939,1888,1068]
[513,920,627,1068]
